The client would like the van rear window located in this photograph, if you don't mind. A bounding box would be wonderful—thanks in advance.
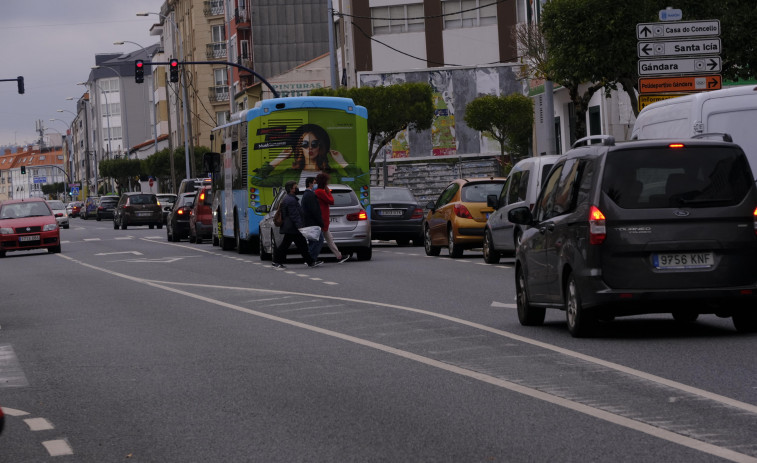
[603,146,753,209]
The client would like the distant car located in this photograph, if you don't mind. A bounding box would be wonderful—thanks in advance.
[46,200,70,229]
[483,155,559,263]
[509,135,757,337]
[189,186,212,243]
[157,194,178,225]
[166,193,195,242]
[259,184,372,261]
[177,177,212,195]
[0,198,61,257]
[423,177,506,258]
[96,196,119,221]
[113,193,163,230]
[369,186,423,246]
[80,196,100,220]
[66,201,83,218]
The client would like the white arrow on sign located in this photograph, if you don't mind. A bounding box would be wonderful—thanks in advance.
[638,56,721,76]
[95,251,143,256]
[636,20,720,40]
[638,38,720,58]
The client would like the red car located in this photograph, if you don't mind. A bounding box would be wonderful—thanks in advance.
[67,201,83,218]
[189,185,213,243]
[0,198,61,257]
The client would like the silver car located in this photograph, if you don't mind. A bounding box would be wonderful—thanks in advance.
[258,184,372,261]
[46,200,70,229]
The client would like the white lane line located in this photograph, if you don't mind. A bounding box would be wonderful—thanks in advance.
[82,238,101,241]
[2,407,29,416]
[491,301,517,309]
[25,417,54,431]
[42,439,74,456]
[58,255,757,462]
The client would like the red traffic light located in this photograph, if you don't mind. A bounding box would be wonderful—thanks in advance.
[169,59,179,83]
[134,60,145,84]
[136,61,144,69]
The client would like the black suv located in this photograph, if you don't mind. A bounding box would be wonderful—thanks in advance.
[508,135,757,337]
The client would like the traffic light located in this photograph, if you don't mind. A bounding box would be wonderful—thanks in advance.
[17,76,24,94]
[135,60,144,84]
[20,165,26,175]
[169,59,179,83]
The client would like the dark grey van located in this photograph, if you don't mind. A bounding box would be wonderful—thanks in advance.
[508,135,757,337]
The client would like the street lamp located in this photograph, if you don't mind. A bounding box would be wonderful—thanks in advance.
[92,65,130,159]
[137,11,192,180]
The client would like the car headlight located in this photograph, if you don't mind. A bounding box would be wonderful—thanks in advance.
[43,224,58,231]
[0,227,12,235]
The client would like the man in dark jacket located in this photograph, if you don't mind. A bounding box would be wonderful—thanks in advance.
[301,176,325,260]
[273,181,321,269]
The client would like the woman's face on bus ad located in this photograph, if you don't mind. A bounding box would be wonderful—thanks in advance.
[300,131,322,161]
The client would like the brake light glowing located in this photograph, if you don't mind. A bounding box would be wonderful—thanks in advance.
[754,207,757,235]
[589,205,606,245]
[669,143,685,149]
[411,207,424,219]
[199,191,205,201]
[177,209,185,215]
[346,210,368,221]
[454,204,473,219]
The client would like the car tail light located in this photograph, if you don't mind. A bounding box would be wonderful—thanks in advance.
[669,143,685,149]
[123,206,132,211]
[754,207,757,236]
[589,205,606,245]
[346,210,368,221]
[454,204,473,219]
[411,207,424,219]
[199,191,205,201]
[97,207,104,211]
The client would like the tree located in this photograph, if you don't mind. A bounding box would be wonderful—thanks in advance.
[464,93,534,173]
[310,83,435,164]
[99,158,141,195]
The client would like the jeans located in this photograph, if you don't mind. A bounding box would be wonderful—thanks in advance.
[308,231,325,260]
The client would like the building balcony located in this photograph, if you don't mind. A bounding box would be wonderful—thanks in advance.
[235,8,250,28]
[237,56,252,74]
[203,0,224,17]
[206,42,227,60]
[209,86,229,103]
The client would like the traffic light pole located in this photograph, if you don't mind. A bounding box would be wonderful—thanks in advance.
[137,61,280,98]
[1,76,24,94]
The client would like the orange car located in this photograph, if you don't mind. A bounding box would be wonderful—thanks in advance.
[423,177,506,258]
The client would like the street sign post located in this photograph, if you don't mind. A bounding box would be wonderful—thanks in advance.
[638,56,721,76]
[639,75,721,94]
[637,38,720,58]
[636,20,720,40]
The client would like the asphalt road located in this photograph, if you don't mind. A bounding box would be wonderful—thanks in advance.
[1,218,755,462]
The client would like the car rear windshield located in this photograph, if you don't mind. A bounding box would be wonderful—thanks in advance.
[603,146,753,209]
[461,181,505,202]
[129,195,157,205]
[371,188,416,202]
[331,189,359,207]
[47,201,65,209]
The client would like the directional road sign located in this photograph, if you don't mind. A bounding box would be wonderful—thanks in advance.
[637,20,720,40]
[638,38,721,58]
[638,94,686,111]
[638,56,721,76]
[639,75,721,94]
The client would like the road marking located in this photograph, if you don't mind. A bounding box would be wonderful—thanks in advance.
[42,439,74,456]
[491,301,517,309]
[0,344,29,387]
[57,255,757,462]
[82,238,101,241]
[25,417,54,431]
[95,251,143,256]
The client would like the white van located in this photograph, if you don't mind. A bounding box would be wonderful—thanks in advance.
[631,85,757,173]
[483,155,559,263]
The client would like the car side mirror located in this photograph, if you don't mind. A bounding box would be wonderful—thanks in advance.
[486,194,499,209]
[507,206,533,225]
[425,200,436,212]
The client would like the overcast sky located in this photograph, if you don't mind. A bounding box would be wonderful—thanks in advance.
[0,1,163,148]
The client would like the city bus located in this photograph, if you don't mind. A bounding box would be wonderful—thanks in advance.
[211,96,370,253]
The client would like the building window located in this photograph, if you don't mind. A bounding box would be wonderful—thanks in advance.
[103,126,123,140]
[214,68,228,86]
[371,3,425,35]
[442,0,497,29]
[101,102,121,117]
[216,111,230,126]
[99,78,119,93]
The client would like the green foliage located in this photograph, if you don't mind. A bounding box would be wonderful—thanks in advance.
[464,93,534,170]
[41,181,66,197]
[311,83,435,164]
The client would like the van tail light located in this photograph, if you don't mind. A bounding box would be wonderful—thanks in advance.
[454,204,473,219]
[411,207,424,219]
[346,210,368,221]
[589,205,606,245]
[753,207,757,235]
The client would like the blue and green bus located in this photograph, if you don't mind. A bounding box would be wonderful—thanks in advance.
[211,96,370,253]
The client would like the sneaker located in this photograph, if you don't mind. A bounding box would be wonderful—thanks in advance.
[307,260,323,268]
[272,262,286,269]
[337,254,351,264]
